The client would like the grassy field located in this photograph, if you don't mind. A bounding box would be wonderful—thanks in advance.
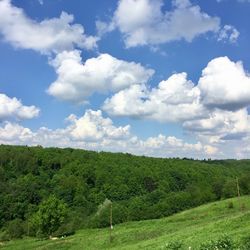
[1,196,250,250]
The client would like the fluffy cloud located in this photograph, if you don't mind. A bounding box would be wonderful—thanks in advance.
[0,93,40,121]
[183,108,250,141]
[66,110,131,141]
[198,57,250,110]
[182,107,250,158]
[0,0,98,54]
[103,56,250,147]
[47,50,154,103]
[2,107,250,159]
[104,57,250,120]
[98,0,238,47]
[0,109,131,145]
[103,73,205,122]
[0,122,34,141]
[0,109,219,158]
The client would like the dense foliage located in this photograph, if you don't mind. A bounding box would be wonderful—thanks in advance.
[0,145,250,239]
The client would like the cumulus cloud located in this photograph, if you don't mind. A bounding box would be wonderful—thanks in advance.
[0,93,40,121]
[47,50,154,103]
[103,73,206,122]
[104,57,250,121]
[0,0,98,54]
[98,0,238,47]
[0,109,219,158]
[198,57,250,110]
[66,110,131,141]
[183,108,250,141]
[182,107,250,158]
[0,122,34,141]
[103,56,250,148]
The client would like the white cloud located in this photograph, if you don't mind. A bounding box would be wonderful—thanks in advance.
[0,122,34,141]
[104,56,250,123]
[182,107,250,158]
[98,0,238,47]
[103,72,205,122]
[198,57,250,110]
[0,109,219,158]
[183,108,250,141]
[0,0,98,54]
[67,110,131,141]
[218,25,240,43]
[47,50,154,103]
[0,93,40,121]
[103,56,250,149]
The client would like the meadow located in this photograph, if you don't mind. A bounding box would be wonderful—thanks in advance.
[1,196,249,250]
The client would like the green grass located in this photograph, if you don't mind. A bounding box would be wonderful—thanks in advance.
[1,196,250,250]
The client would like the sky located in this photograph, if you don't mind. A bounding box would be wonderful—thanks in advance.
[0,0,250,159]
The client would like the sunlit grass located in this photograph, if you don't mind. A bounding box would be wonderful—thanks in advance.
[1,196,250,250]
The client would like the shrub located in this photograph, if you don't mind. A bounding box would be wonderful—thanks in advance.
[200,235,235,250]
[164,240,183,250]
[5,219,24,239]
[0,231,10,242]
[227,201,234,209]
[51,222,75,238]
[240,203,246,211]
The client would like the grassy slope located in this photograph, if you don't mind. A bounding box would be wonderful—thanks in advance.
[1,196,250,250]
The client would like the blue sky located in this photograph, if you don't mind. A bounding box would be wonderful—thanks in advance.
[1,0,250,158]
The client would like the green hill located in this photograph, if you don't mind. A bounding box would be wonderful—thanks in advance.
[1,145,250,245]
[1,196,250,249]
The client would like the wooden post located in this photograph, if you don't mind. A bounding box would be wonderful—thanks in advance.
[110,202,113,243]
[236,177,241,210]
[236,177,240,198]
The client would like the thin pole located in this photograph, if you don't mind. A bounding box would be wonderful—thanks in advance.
[110,202,113,243]
[236,177,240,198]
[236,177,241,210]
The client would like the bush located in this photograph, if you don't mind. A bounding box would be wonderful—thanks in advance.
[51,222,75,238]
[200,235,235,250]
[0,231,10,242]
[227,201,234,209]
[164,240,183,250]
[5,219,24,239]
[222,180,237,198]
[240,203,246,211]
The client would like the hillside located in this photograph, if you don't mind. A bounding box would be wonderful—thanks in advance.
[0,145,250,240]
[1,196,250,249]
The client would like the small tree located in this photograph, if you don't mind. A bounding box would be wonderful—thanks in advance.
[31,195,67,237]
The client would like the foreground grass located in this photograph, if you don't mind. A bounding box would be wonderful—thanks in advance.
[1,196,250,250]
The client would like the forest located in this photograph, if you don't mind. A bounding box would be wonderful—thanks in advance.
[0,145,250,240]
